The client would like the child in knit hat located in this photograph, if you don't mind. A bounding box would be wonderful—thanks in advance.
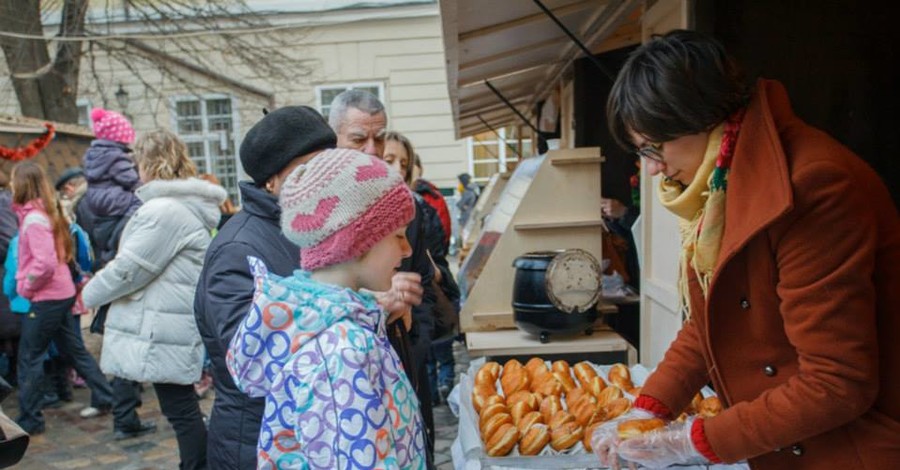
[81,107,141,221]
[227,148,426,470]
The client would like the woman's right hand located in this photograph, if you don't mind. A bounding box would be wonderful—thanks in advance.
[592,408,658,469]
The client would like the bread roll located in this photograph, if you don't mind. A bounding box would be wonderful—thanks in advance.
[550,421,584,451]
[549,409,576,430]
[551,360,571,374]
[505,390,538,408]
[510,400,536,425]
[481,412,513,439]
[518,423,551,456]
[472,389,500,414]
[476,362,502,387]
[596,384,624,408]
[539,395,563,423]
[698,396,723,418]
[517,411,544,434]
[617,418,666,440]
[573,361,598,387]
[501,367,530,397]
[608,363,634,391]
[585,376,607,398]
[503,359,524,375]
[479,403,508,429]
[485,423,519,457]
[532,374,563,397]
[552,370,577,392]
[583,421,602,452]
[687,392,703,414]
[525,357,549,381]
[565,387,594,409]
[571,396,604,427]
[604,397,632,420]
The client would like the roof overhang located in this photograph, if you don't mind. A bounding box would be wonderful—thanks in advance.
[440,0,642,138]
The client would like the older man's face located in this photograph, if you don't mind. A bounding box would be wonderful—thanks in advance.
[336,108,387,157]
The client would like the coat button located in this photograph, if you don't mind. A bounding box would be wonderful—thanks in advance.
[740,298,751,309]
[763,365,777,376]
[791,445,804,456]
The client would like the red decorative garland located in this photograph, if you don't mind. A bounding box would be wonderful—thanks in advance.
[0,123,56,161]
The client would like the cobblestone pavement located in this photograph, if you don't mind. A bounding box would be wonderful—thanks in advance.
[7,319,470,469]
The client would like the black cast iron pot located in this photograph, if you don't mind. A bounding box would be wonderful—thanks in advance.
[512,250,599,343]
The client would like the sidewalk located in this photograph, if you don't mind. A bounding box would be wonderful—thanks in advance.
[7,324,469,469]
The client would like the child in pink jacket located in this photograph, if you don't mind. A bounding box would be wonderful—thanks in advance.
[10,162,113,435]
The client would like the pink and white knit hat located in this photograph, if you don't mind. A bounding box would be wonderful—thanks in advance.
[91,107,135,145]
[279,148,415,270]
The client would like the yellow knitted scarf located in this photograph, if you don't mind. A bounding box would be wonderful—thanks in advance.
[657,124,727,320]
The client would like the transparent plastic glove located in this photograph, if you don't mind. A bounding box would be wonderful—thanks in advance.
[617,417,709,469]
[591,408,657,469]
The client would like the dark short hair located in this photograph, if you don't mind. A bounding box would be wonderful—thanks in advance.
[606,29,751,150]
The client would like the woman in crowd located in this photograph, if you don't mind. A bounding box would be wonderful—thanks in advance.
[10,162,113,435]
[83,130,226,469]
[385,132,461,405]
[592,30,900,469]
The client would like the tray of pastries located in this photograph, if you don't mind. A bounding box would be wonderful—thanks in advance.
[455,357,722,469]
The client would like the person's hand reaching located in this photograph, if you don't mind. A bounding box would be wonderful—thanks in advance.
[368,272,422,331]
[617,417,710,469]
[591,408,658,469]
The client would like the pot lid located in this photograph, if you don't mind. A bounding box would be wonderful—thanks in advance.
[545,249,602,314]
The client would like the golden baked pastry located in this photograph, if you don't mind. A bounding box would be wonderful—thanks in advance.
[518,423,551,456]
[485,423,519,457]
[687,392,703,414]
[604,397,633,420]
[571,396,604,427]
[585,376,607,398]
[608,363,634,391]
[539,395,563,424]
[698,396,723,418]
[476,362,501,387]
[481,412,513,440]
[550,421,584,451]
[583,421,602,452]
[548,409,576,429]
[510,400,536,425]
[503,359,524,375]
[517,411,544,434]
[479,403,508,429]
[552,370,577,393]
[596,384,624,408]
[531,374,563,397]
[505,390,538,408]
[525,357,549,381]
[500,367,531,397]
[617,418,666,440]
[472,389,501,414]
[573,361,598,387]
[565,387,595,409]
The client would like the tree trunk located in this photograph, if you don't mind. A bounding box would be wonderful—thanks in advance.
[0,0,87,123]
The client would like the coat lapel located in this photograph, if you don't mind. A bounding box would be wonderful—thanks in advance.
[711,80,795,289]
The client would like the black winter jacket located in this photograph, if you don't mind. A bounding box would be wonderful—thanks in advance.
[193,182,299,470]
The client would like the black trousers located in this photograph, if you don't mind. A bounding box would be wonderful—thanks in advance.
[154,382,207,470]
[111,376,144,430]
[16,298,113,431]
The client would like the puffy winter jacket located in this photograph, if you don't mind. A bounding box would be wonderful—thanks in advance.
[228,258,427,470]
[82,178,225,384]
[13,200,75,302]
[194,182,300,470]
[82,139,142,218]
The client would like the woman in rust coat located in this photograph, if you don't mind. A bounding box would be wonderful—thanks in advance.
[592,30,900,469]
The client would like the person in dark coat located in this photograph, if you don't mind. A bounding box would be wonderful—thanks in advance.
[195,106,425,469]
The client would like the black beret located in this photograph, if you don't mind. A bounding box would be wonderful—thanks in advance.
[239,105,337,185]
[55,167,85,190]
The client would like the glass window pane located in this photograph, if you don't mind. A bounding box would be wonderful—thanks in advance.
[318,87,348,117]
[186,142,207,174]
[176,101,200,117]
[473,161,500,179]
[356,86,381,100]
[206,98,231,117]
[473,145,498,161]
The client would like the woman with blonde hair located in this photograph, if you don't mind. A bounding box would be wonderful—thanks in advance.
[10,161,113,435]
[83,129,225,469]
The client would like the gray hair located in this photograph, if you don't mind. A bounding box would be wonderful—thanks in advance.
[327,89,386,132]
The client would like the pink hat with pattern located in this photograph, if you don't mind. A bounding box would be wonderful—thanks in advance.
[91,107,135,145]
[279,148,415,270]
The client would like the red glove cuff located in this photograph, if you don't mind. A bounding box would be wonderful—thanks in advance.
[690,418,722,463]
[634,394,674,420]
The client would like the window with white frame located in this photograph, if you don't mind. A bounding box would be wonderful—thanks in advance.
[315,82,384,121]
[76,99,91,128]
[172,95,241,204]
[467,126,533,183]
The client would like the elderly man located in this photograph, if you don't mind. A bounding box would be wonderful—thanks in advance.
[329,89,438,467]
[195,106,424,469]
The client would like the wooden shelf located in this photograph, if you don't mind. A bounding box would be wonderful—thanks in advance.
[466,328,636,364]
[514,219,605,230]
[550,156,605,165]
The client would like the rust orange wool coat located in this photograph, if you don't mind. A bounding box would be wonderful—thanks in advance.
[641,79,900,470]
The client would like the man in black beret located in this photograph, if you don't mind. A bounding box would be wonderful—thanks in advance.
[194,105,424,469]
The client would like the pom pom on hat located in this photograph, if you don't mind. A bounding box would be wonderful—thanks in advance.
[91,107,135,145]
[279,148,415,270]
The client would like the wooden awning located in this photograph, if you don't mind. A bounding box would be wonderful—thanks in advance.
[440,0,641,138]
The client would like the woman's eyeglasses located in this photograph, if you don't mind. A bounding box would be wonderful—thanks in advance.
[635,142,664,163]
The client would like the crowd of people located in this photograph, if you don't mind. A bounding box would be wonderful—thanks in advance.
[0,89,464,469]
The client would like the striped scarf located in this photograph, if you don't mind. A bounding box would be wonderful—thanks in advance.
[658,110,745,319]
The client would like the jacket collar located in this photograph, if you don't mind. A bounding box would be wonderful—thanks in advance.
[712,79,796,280]
[238,181,280,222]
